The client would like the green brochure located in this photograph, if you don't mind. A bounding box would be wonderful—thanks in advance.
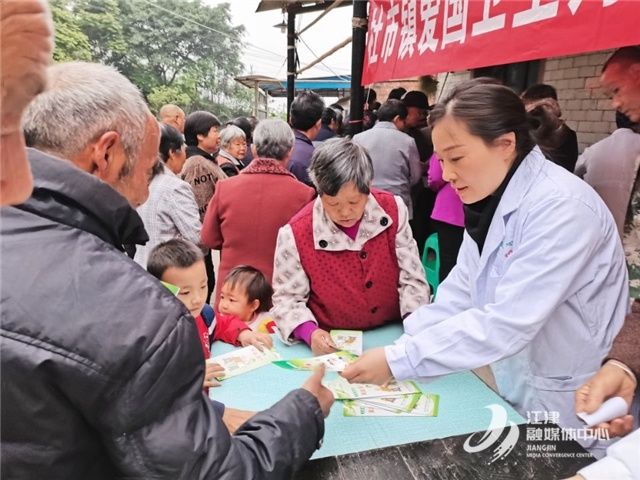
[161,281,180,296]
[272,351,358,372]
[325,376,422,400]
[344,393,440,417]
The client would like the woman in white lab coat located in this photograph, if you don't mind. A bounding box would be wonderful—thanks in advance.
[342,82,629,453]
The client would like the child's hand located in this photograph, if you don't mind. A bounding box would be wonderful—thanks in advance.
[238,330,273,351]
[204,361,224,388]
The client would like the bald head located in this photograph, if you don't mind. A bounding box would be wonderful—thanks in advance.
[159,104,186,133]
[601,46,640,122]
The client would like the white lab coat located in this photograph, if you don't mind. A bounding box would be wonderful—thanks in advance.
[386,147,628,453]
[578,429,640,479]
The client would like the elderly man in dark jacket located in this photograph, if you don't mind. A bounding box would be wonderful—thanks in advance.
[1,61,331,479]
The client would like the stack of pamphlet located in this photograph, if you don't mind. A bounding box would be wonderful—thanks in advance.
[326,376,439,417]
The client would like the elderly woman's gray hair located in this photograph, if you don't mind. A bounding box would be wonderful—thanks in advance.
[22,62,150,175]
[308,137,373,196]
[253,119,295,160]
[219,125,246,149]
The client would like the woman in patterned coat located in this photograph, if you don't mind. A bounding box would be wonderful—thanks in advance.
[272,138,430,356]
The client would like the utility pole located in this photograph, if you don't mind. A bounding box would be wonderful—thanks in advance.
[286,8,296,122]
[349,0,367,135]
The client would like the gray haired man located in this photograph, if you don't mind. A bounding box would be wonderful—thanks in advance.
[1,61,332,479]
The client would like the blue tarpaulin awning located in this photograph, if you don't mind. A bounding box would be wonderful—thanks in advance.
[235,74,351,98]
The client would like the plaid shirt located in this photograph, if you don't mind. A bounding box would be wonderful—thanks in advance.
[134,165,202,268]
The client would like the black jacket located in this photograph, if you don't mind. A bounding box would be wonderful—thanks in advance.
[0,149,324,479]
[186,144,218,162]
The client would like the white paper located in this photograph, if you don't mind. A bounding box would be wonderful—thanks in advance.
[330,329,363,356]
[208,345,280,380]
[577,396,629,427]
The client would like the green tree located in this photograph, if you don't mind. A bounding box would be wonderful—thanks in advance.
[117,1,247,107]
[50,0,92,62]
[49,0,253,117]
[147,85,192,115]
[77,0,128,65]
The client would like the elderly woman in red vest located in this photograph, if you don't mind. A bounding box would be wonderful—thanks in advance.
[272,138,430,355]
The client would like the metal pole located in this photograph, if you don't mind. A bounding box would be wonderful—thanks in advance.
[286,9,296,122]
[349,0,367,135]
[254,83,259,117]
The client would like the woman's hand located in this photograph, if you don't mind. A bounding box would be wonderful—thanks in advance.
[238,330,273,350]
[575,361,636,438]
[204,361,224,388]
[341,347,393,385]
[310,329,338,356]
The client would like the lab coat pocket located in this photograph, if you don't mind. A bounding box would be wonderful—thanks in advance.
[528,372,593,392]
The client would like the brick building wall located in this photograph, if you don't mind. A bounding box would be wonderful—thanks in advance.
[433,71,472,104]
[541,49,616,152]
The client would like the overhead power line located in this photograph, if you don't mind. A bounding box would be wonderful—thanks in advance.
[138,0,286,60]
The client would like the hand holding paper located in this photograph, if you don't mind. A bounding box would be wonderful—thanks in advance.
[341,347,393,385]
[273,351,358,372]
[575,361,636,437]
[209,345,280,380]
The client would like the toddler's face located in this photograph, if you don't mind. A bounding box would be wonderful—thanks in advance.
[218,282,258,322]
[162,260,208,318]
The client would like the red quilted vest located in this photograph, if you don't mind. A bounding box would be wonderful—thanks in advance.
[289,190,401,330]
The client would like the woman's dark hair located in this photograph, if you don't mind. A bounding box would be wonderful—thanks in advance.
[184,111,221,146]
[159,123,184,163]
[428,81,535,161]
[224,265,273,312]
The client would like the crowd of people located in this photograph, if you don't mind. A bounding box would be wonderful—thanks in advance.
[1,1,639,478]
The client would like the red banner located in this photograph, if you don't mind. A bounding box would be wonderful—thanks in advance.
[363,0,640,84]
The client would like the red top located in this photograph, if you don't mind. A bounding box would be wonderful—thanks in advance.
[289,189,401,330]
[194,314,211,359]
[212,312,250,346]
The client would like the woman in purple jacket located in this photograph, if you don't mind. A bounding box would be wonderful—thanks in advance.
[427,153,465,281]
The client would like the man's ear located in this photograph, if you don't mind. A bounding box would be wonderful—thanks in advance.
[90,131,120,178]
[630,62,640,80]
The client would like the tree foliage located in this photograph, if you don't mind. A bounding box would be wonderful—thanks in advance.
[50,0,252,119]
